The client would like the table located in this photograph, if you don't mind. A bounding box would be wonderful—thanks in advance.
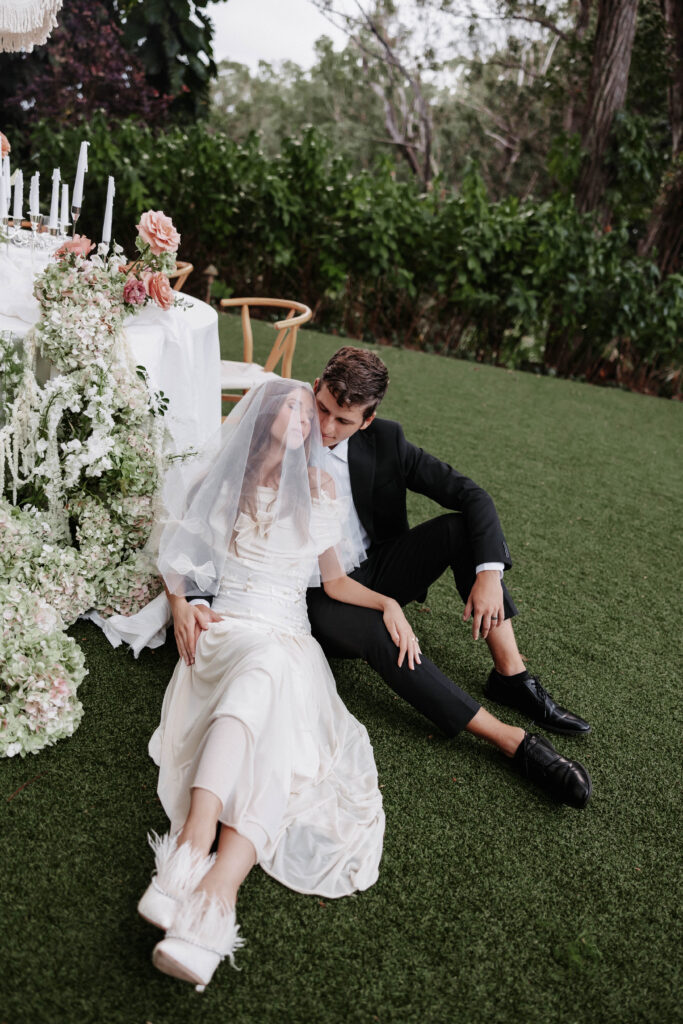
[0,239,222,452]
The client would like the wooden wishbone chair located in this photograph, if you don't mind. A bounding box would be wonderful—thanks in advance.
[218,297,313,404]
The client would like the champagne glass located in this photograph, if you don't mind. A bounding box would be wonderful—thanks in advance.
[5,215,21,250]
[11,217,28,247]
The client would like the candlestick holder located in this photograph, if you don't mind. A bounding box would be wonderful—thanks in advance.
[29,212,42,265]
[71,205,81,238]
[42,225,59,253]
[1,213,9,254]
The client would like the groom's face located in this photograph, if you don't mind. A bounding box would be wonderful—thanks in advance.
[314,381,375,448]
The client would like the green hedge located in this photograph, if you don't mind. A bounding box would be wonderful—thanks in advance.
[24,116,683,395]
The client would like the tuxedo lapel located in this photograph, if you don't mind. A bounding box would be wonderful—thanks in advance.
[348,428,376,540]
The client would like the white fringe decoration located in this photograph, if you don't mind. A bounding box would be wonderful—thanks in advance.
[168,891,245,968]
[0,0,64,53]
[148,831,216,900]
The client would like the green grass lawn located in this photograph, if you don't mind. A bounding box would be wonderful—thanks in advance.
[1,317,681,1024]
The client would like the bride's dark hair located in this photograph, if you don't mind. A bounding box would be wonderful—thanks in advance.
[238,380,314,519]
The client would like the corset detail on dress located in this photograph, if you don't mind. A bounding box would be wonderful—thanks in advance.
[212,555,311,636]
[208,486,346,636]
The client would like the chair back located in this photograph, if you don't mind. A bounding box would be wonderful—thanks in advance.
[168,261,193,292]
[219,297,312,380]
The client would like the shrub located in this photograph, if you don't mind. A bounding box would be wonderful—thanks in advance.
[23,117,683,396]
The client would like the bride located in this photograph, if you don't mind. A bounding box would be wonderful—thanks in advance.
[138,378,420,991]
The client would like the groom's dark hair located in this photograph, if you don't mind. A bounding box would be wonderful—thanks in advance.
[317,346,389,419]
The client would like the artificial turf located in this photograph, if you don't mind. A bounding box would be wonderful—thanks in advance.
[1,317,681,1024]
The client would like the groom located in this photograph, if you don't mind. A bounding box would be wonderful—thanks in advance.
[305,345,592,808]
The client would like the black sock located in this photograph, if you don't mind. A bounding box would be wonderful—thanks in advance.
[493,668,530,684]
[510,733,529,764]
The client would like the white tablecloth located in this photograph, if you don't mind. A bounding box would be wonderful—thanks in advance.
[0,241,221,452]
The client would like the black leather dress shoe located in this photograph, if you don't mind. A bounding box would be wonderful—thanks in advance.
[511,734,592,808]
[484,670,591,735]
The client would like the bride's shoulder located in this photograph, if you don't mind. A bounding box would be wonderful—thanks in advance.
[308,467,336,501]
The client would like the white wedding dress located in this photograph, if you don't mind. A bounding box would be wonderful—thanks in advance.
[148,488,385,898]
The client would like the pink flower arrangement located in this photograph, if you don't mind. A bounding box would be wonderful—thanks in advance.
[123,276,148,306]
[55,235,95,260]
[142,270,174,311]
[49,677,70,706]
[0,131,10,158]
[137,210,181,255]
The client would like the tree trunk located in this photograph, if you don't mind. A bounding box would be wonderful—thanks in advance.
[662,0,683,154]
[575,0,639,212]
[562,0,595,134]
[639,0,683,273]
[363,14,434,189]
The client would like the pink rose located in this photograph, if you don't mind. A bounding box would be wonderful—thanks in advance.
[123,276,148,306]
[136,210,181,255]
[145,270,174,310]
[0,132,10,158]
[54,234,94,260]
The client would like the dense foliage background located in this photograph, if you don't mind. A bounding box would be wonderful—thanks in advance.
[2,0,682,395]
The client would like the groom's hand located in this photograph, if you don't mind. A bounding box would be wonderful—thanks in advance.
[463,571,505,641]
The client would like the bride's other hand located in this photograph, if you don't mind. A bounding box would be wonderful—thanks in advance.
[321,574,420,669]
[192,604,224,658]
[382,598,421,670]
[170,596,223,665]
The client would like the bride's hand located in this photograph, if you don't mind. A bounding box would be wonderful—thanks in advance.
[382,598,421,670]
[171,598,223,666]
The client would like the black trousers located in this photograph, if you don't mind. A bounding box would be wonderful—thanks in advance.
[307,514,519,738]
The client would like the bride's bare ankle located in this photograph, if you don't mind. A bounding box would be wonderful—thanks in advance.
[176,822,216,858]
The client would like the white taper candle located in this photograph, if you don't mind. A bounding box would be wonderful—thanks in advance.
[72,141,89,207]
[13,169,23,222]
[101,175,115,247]
[29,172,40,216]
[60,182,69,227]
[49,168,61,229]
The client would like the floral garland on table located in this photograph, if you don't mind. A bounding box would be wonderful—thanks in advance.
[0,207,183,758]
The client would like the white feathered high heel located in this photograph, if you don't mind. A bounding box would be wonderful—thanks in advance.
[152,891,245,991]
[137,832,215,931]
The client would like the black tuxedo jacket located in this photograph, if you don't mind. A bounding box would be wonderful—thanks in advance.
[348,417,511,569]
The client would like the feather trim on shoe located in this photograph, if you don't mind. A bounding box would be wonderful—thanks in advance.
[138,831,217,930]
[147,831,216,899]
[167,891,245,968]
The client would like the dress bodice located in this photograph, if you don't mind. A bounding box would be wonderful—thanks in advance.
[211,487,344,635]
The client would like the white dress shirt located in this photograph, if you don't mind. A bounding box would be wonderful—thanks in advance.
[323,438,371,552]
